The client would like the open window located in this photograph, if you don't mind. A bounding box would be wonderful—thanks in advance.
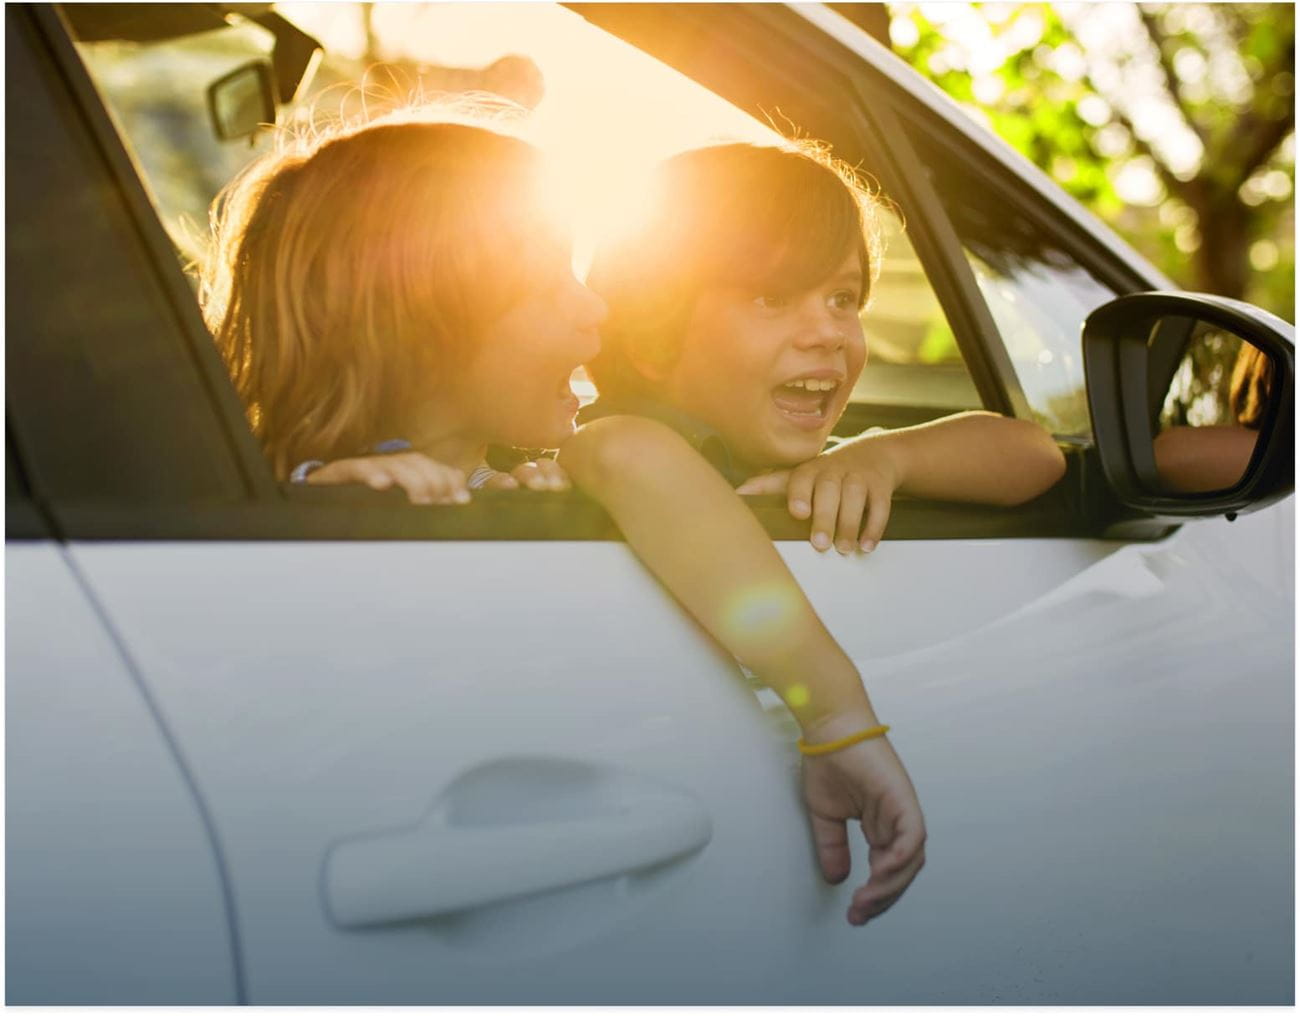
[32,3,1086,542]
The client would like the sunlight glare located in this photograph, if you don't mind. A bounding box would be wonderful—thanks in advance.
[722,584,801,652]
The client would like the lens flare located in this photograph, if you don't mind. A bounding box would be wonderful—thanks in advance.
[721,583,800,651]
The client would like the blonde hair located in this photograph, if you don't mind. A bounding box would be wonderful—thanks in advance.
[202,111,548,477]
[1230,343,1274,429]
[585,140,885,400]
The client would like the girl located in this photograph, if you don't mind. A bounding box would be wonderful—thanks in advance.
[204,113,927,926]
[205,112,604,496]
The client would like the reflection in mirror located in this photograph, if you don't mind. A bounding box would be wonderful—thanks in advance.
[209,61,275,141]
[1151,322,1272,493]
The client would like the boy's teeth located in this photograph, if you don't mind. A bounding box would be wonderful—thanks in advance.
[783,378,837,391]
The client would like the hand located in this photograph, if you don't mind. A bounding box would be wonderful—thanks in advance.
[482,458,572,492]
[736,444,900,555]
[306,452,470,505]
[800,716,926,926]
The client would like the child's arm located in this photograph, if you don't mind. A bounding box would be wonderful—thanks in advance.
[738,411,1066,554]
[558,414,926,926]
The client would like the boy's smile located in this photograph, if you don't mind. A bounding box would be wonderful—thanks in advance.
[772,369,849,431]
[658,252,867,470]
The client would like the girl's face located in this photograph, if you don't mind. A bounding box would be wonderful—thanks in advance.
[450,252,606,450]
[662,251,867,469]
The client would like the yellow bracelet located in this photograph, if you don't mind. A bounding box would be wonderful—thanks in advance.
[797,724,891,756]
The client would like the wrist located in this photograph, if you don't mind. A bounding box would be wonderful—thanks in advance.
[874,438,908,492]
[798,704,881,745]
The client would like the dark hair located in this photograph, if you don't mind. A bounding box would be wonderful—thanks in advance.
[585,141,883,399]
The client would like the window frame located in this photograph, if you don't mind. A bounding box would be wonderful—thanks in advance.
[9,6,277,509]
[11,3,1164,544]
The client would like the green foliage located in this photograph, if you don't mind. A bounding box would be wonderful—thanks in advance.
[889,3,1295,321]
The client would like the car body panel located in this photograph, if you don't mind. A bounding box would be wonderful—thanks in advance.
[64,500,1294,1002]
[6,544,238,1003]
[65,541,810,1002]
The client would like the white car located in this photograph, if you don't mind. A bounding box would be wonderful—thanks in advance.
[7,3,1294,1003]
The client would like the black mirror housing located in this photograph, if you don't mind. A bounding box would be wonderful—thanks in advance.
[1083,291,1294,518]
[207,59,276,141]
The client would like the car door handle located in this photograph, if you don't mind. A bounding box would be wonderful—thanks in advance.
[323,764,712,929]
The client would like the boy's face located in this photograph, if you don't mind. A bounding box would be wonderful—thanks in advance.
[657,252,867,469]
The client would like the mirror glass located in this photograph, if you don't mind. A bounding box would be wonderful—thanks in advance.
[209,61,275,141]
[1149,319,1273,494]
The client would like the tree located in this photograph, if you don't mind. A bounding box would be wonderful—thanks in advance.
[883,3,1295,320]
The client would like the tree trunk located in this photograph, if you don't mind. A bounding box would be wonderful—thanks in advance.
[1188,182,1251,299]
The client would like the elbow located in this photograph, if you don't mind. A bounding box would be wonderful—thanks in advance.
[557,415,688,493]
[993,419,1067,506]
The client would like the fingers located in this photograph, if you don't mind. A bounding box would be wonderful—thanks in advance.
[510,459,570,491]
[859,481,892,553]
[735,471,790,496]
[834,476,870,554]
[785,467,817,521]
[809,475,842,552]
[481,472,521,491]
[808,812,852,885]
[308,454,469,506]
[848,844,926,925]
[847,812,927,926]
[798,469,891,555]
[386,456,470,505]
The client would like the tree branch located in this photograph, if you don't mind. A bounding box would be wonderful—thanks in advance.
[1233,117,1295,189]
[1137,7,1207,146]
[1107,101,1195,205]
[1228,32,1296,185]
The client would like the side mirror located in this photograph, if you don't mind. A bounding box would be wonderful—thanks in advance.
[1083,292,1294,518]
[207,59,276,141]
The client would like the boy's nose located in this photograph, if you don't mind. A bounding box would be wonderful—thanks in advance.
[794,307,846,351]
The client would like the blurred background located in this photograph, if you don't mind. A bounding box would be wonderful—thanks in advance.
[883,3,1295,324]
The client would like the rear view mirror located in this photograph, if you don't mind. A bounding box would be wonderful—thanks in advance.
[1083,292,1294,518]
[207,59,275,141]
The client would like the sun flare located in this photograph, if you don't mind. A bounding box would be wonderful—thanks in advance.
[280,3,780,273]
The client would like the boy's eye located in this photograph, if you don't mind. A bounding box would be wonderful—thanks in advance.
[828,289,859,312]
[753,293,788,310]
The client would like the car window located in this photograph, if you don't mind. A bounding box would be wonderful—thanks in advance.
[854,211,981,423]
[73,4,982,432]
[72,12,280,266]
[902,122,1123,439]
[34,3,1079,542]
[9,6,255,506]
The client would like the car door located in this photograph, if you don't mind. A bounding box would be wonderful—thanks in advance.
[15,2,1292,1004]
[9,5,815,1004]
[567,3,1295,1003]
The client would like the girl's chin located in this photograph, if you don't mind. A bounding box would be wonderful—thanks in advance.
[517,419,577,452]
